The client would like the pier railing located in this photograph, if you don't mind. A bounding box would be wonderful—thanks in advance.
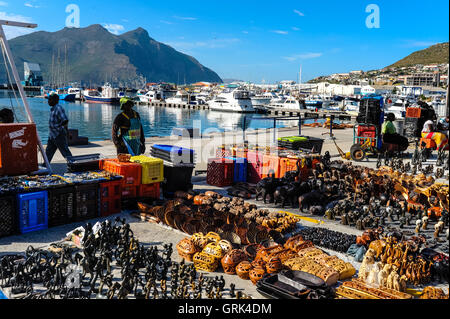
[242,114,348,143]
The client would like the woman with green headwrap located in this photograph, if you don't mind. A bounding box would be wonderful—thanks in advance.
[112,97,146,155]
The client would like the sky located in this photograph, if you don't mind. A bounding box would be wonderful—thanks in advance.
[0,0,449,83]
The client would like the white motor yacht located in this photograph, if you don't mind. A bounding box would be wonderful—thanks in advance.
[138,90,162,103]
[165,91,190,104]
[67,87,82,100]
[267,96,305,110]
[208,88,255,113]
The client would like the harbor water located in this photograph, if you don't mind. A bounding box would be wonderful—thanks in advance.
[0,91,332,142]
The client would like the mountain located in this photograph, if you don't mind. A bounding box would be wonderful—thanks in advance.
[386,42,449,69]
[6,24,222,85]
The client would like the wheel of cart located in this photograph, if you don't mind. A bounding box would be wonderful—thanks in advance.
[350,123,381,161]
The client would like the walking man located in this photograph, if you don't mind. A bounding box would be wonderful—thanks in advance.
[45,92,73,163]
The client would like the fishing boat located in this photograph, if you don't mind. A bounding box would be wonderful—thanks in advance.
[82,84,120,104]
[67,87,82,100]
[208,88,255,113]
[47,87,76,102]
[304,95,324,110]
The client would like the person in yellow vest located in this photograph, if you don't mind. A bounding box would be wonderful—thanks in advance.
[112,97,146,155]
[381,113,409,151]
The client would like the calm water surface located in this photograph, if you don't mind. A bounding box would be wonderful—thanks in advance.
[0,90,327,142]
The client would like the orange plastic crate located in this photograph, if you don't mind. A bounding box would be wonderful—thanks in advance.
[279,157,299,178]
[262,154,281,178]
[406,107,421,118]
[138,183,160,199]
[102,159,142,186]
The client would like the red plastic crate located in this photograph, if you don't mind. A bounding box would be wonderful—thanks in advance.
[121,185,138,199]
[100,197,122,217]
[102,159,142,186]
[99,179,122,199]
[0,123,38,176]
[247,151,263,184]
[207,158,234,187]
[138,183,160,198]
[357,124,376,136]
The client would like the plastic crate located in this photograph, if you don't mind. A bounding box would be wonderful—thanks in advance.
[102,159,142,186]
[151,144,195,165]
[16,191,48,234]
[262,154,281,178]
[357,125,376,136]
[225,157,247,183]
[138,182,160,199]
[216,146,233,158]
[279,157,299,179]
[247,151,263,184]
[0,195,16,238]
[207,158,234,187]
[74,184,99,222]
[162,164,194,193]
[121,185,138,199]
[406,107,421,119]
[277,136,324,154]
[48,186,75,227]
[130,155,164,184]
[99,179,122,216]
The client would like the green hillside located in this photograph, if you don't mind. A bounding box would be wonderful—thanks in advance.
[387,42,449,68]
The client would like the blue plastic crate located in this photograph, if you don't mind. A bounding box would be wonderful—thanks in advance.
[16,191,48,234]
[225,157,248,183]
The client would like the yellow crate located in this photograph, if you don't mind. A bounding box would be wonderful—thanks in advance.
[130,155,164,184]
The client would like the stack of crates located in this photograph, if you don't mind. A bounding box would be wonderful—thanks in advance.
[16,191,48,234]
[130,155,163,199]
[102,159,142,199]
[0,195,16,238]
[207,158,234,187]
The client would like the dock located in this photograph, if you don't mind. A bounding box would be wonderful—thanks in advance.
[135,100,354,121]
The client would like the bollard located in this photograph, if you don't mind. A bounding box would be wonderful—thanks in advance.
[298,115,302,136]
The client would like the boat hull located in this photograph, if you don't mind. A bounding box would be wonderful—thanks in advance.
[82,95,120,104]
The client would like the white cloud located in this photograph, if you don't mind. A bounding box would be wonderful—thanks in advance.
[284,52,323,61]
[24,2,39,8]
[294,9,305,17]
[272,30,288,35]
[173,15,197,21]
[102,23,125,35]
[167,38,240,51]
[292,27,300,31]
[0,11,35,39]
[242,30,249,34]
[160,20,173,25]
[0,1,7,7]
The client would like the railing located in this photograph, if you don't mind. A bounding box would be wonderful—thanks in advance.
[241,114,339,143]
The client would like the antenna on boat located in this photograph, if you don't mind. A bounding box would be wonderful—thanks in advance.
[0,19,52,174]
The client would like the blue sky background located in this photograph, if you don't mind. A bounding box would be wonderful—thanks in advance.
[1,0,449,83]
